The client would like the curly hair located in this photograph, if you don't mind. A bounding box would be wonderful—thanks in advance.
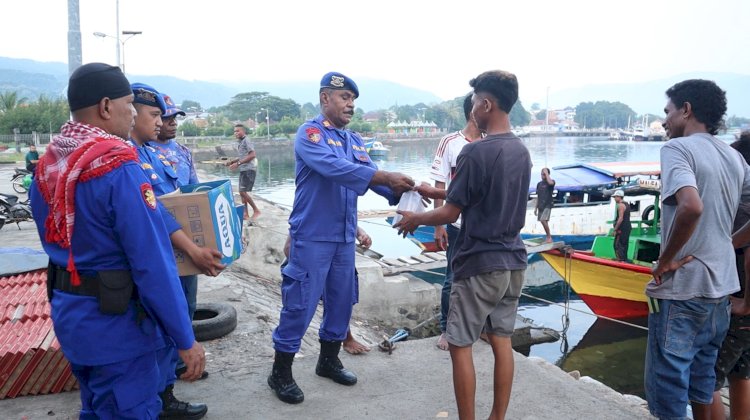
[469,71,518,114]
[665,79,727,135]
[731,131,750,164]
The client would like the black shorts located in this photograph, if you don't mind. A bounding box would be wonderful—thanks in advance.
[714,314,750,390]
[239,170,256,192]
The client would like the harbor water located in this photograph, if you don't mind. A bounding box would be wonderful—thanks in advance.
[196,134,731,398]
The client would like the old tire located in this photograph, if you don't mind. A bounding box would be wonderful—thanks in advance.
[641,204,655,226]
[192,302,237,342]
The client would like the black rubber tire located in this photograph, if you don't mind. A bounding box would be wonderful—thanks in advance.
[12,175,27,193]
[641,204,655,226]
[192,302,238,341]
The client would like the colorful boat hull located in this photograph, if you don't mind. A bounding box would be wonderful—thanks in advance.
[541,250,651,319]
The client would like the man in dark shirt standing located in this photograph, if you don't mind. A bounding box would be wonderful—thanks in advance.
[535,168,555,242]
[395,70,531,420]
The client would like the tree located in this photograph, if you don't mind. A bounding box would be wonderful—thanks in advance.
[574,101,635,129]
[510,100,531,127]
[0,95,68,134]
[221,91,301,122]
[181,99,202,112]
[0,91,28,113]
[178,121,200,137]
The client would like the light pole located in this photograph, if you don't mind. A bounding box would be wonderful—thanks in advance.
[254,111,262,134]
[260,107,270,139]
[545,86,550,132]
[93,30,142,73]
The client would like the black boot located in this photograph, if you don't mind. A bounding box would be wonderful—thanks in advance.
[315,339,357,386]
[159,384,208,419]
[267,351,304,404]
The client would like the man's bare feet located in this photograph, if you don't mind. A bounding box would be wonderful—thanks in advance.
[436,333,449,351]
[343,331,370,355]
[544,236,553,243]
[251,210,261,221]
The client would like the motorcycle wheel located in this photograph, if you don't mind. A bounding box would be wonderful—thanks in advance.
[0,203,9,231]
[12,174,27,193]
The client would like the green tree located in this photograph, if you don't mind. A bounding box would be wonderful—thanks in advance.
[510,100,531,127]
[178,121,200,137]
[0,91,28,113]
[181,99,202,112]
[0,95,69,134]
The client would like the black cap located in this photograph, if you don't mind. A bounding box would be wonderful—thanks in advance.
[67,63,132,112]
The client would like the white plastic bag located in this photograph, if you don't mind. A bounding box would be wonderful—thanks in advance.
[391,190,425,226]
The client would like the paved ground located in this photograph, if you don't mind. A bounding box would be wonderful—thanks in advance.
[0,163,655,419]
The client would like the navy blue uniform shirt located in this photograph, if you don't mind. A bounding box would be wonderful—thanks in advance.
[288,115,396,242]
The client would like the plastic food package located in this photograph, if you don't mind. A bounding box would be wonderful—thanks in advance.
[390,190,425,226]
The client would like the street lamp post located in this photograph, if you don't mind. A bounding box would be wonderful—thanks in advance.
[93,30,142,73]
[260,108,270,139]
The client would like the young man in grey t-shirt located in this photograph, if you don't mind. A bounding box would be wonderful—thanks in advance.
[645,79,750,420]
[227,124,261,223]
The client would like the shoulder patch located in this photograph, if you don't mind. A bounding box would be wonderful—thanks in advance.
[141,183,157,210]
[306,127,321,143]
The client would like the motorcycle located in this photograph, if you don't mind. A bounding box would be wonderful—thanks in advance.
[0,192,33,230]
[11,168,31,194]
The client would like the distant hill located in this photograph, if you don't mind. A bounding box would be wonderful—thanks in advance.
[0,57,442,111]
[1,57,748,117]
[550,72,750,117]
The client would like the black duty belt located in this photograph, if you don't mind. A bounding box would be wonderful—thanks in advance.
[49,265,99,297]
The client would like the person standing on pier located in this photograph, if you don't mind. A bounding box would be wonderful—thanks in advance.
[611,189,631,261]
[268,71,414,404]
[30,63,206,419]
[429,93,482,351]
[710,132,750,420]
[226,124,261,224]
[395,70,532,420]
[647,79,750,420]
[534,167,555,243]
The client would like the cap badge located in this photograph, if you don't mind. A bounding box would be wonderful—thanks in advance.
[330,75,345,88]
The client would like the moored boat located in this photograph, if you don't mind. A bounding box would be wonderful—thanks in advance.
[364,140,390,158]
[540,179,661,319]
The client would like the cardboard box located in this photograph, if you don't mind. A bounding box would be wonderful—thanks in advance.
[158,180,243,275]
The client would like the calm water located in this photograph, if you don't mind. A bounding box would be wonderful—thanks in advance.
[196,134,731,398]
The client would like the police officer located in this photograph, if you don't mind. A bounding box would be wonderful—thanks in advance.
[130,82,216,418]
[30,63,205,419]
[268,72,414,404]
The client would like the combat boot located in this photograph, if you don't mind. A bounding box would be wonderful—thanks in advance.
[267,351,304,404]
[315,339,357,385]
[159,384,208,419]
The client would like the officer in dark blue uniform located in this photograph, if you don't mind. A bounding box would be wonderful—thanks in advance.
[129,82,212,418]
[30,63,206,419]
[130,83,180,196]
[268,72,415,404]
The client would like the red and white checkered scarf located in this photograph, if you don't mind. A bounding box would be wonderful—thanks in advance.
[36,121,137,285]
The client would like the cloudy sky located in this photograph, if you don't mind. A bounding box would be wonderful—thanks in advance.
[2,0,749,106]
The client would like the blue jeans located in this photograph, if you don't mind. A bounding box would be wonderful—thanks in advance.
[440,224,460,332]
[175,275,198,372]
[645,296,730,419]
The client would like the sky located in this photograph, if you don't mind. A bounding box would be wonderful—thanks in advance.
[2,0,750,107]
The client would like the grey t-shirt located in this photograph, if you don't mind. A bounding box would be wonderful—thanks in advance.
[237,136,257,171]
[646,133,750,300]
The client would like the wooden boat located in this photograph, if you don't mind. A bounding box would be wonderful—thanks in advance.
[540,179,661,319]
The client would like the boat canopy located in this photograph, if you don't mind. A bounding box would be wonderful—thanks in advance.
[529,162,660,193]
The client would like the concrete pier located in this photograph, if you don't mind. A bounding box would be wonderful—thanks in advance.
[0,164,654,419]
